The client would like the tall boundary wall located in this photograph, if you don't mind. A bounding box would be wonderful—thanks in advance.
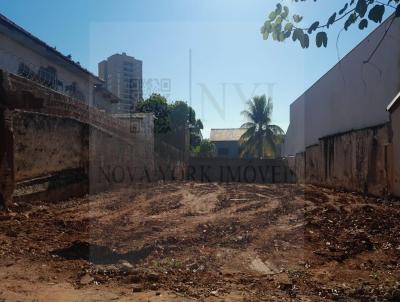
[284,16,400,156]
[0,70,154,206]
[188,158,295,183]
[288,123,392,197]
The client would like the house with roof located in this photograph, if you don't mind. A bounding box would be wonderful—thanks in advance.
[210,128,247,158]
[0,14,118,112]
[210,128,284,159]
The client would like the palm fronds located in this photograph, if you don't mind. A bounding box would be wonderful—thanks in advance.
[239,95,284,159]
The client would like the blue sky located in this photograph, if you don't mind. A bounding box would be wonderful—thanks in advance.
[0,0,393,137]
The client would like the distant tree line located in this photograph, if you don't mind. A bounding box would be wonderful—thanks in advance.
[137,93,285,159]
[136,94,204,153]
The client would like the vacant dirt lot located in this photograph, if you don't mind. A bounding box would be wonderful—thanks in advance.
[0,182,399,301]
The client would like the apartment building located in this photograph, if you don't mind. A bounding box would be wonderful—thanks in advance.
[99,53,143,113]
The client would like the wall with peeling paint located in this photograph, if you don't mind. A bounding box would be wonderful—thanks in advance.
[13,111,85,182]
[285,17,400,156]
[289,124,391,197]
[0,70,154,204]
[389,103,400,197]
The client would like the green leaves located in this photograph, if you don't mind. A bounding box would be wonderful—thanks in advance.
[240,95,284,159]
[137,94,171,134]
[270,3,284,21]
[344,12,358,30]
[261,0,397,49]
[316,32,328,48]
[355,0,368,18]
[301,33,309,48]
[193,139,215,158]
[284,22,293,32]
[292,29,309,48]
[275,3,282,15]
[262,21,272,33]
[339,3,348,15]
[278,31,285,42]
[368,5,385,23]
[358,18,368,30]
[307,21,320,34]
[269,11,277,21]
[261,4,294,43]
[292,28,302,42]
[293,15,303,23]
[327,13,336,29]
[281,6,289,19]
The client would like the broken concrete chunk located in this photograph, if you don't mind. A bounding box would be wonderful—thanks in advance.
[80,273,94,285]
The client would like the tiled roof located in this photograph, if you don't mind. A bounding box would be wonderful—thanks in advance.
[210,128,247,142]
[0,13,101,80]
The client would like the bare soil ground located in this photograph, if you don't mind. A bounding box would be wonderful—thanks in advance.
[0,182,400,301]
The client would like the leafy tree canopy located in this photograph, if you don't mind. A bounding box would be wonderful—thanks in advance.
[240,95,285,159]
[136,93,171,134]
[261,0,400,49]
[137,95,204,149]
[193,139,216,158]
[169,101,204,149]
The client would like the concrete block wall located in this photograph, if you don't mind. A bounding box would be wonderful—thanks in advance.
[0,109,15,207]
[0,70,155,204]
[289,124,391,196]
[284,17,400,156]
[304,145,324,185]
[389,103,400,197]
[13,111,86,182]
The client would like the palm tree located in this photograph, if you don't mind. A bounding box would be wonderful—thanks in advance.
[239,95,284,158]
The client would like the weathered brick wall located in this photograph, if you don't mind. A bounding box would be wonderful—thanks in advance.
[13,111,85,182]
[12,111,155,194]
[4,72,135,139]
[304,145,324,185]
[389,106,400,197]
[291,124,390,196]
[0,109,14,207]
[88,125,154,192]
[0,70,155,203]
[154,140,187,181]
[287,153,305,183]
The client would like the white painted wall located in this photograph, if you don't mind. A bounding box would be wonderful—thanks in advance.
[284,95,305,156]
[284,17,400,156]
[0,30,101,105]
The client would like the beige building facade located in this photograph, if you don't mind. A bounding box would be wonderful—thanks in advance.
[0,14,118,112]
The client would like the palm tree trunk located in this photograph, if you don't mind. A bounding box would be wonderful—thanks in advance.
[258,124,263,159]
[258,133,263,159]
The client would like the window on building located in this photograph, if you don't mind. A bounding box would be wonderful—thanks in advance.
[123,62,134,72]
[130,79,141,90]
